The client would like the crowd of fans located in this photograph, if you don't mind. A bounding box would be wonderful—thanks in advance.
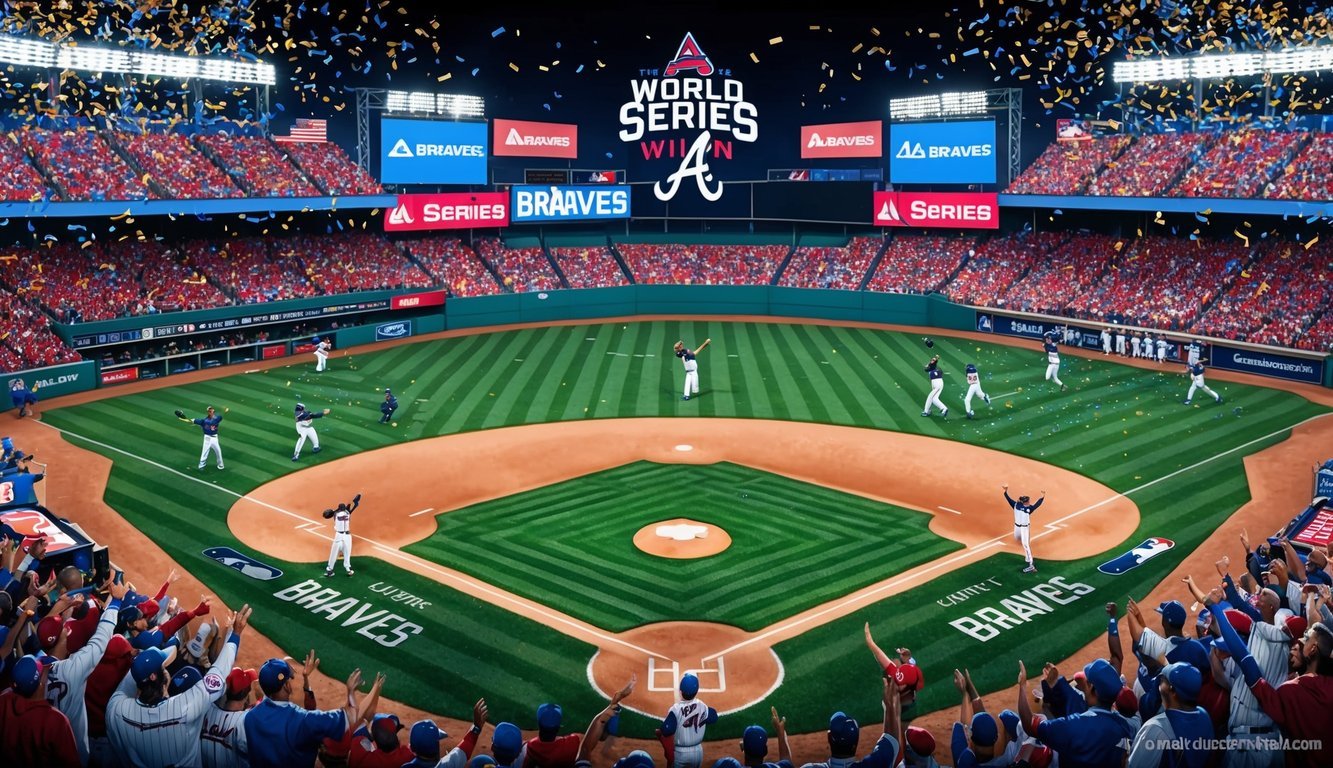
[617,243,789,285]
[1191,240,1333,349]
[0,289,81,370]
[997,233,1122,316]
[780,237,884,291]
[178,237,317,305]
[550,246,630,289]
[18,129,153,202]
[273,235,433,296]
[1085,133,1213,197]
[1267,134,1333,201]
[282,142,383,196]
[942,231,1066,307]
[110,132,244,200]
[3,243,142,323]
[1170,130,1301,199]
[402,237,503,297]
[1007,136,1131,195]
[0,134,58,202]
[864,235,975,295]
[476,238,564,293]
[194,134,322,198]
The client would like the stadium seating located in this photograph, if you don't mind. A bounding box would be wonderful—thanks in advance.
[180,238,318,304]
[1007,136,1131,195]
[0,133,56,201]
[112,132,244,199]
[128,241,230,314]
[282,142,384,196]
[194,134,321,197]
[617,243,789,285]
[4,243,143,322]
[779,237,883,290]
[941,231,1067,306]
[19,128,153,202]
[996,233,1121,315]
[0,289,80,369]
[549,245,630,289]
[864,235,976,295]
[1300,309,1333,352]
[1169,130,1301,199]
[1085,133,1212,197]
[476,238,563,293]
[1190,240,1333,348]
[275,234,432,295]
[1266,134,1333,201]
[404,237,503,297]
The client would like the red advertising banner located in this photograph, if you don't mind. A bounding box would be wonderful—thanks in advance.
[801,120,883,158]
[1293,508,1333,548]
[1056,118,1093,143]
[392,290,446,310]
[873,191,999,230]
[293,342,317,354]
[100,367,139,385]
[0,508,79,554]
[492,118,578,158]
[384,192,510,232]
[262,344,287,360]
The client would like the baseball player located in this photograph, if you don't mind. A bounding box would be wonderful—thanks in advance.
[674,339,711,401]
[1100,327,1112,355]
[44,576,130,764]
[1042,332,1067,392]
[1003,484,1044,573]
[1155,334,1169,363]
[1130,331,1143,359]
[178,405,225,470]
[323,493,362,577]
[921,355,948,419]
[106,605,250,768]
[1114,326,1126,356]
[9,378,33,418]
[962,363,991,419]
[1186,338,1204,366]
[201,667,258,768]
[379,389,398,424]
[658,673,718,768]
[313,336,331,372]
[1184,361,1223,406]
[292,402,330,461]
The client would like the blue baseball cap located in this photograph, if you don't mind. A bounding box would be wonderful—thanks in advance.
[492,722,523,760]
[169,665,203,696]
[258,658,294,695]
[613,750,655,768]
[1156,600,1187,628]
[537,702,562,730]
[828,711,859,748]
[742,725,768,756]
[130,629,165,651]
[409,719,448,757]
[713,759,742,768]
[679,672,699,699]
[11,654,51,696]
[997,709,1019,741]
[1159,661,1202,702]
[120,605,144,625]
[969,712,998,747]
[313,336,321,343]
[1084,658,1123,701]
[469,757,498,768]
[1165,638,1209,674]
[131,647,169,685]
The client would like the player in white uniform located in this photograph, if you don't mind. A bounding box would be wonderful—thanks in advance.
[201,667,258,768]
[1042,333,1066,392]
[45,580,129,764]
[106,605,250,768]
[921,356,947,419]
[1003,484,1044,574]
[324,493,362,577]
[292,403,329,461]
[962,363,991,419]
[1114,327,1126,356]
[1130,332,1142,359]
[658,673,717,768]
[1155,335,1168,363]
[674,339,710,401]
[313,336,331,372]
[1184,362,1222,405]
[1101,328,1112,355]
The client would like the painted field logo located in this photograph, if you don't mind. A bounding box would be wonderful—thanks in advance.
[619,32,758,202]
[203,547,284,581]
[1097,537,1175,575]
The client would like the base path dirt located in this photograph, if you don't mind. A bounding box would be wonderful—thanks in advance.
[228,417,1139,717]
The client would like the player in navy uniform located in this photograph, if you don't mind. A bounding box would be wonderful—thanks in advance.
[963,363,991,419]
[180,405,225,470]
[1042,332,1067,392]
[674,339,711,401]
[1184,361,1222,405]
[292,403,330,461]
[379,389,399,424]
[1003,484,1045,573]
[922,355,948,419]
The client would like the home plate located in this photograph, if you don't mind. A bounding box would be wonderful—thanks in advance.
[674,444,694,452]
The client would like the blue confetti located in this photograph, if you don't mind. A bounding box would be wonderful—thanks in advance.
[492,26,506,38]
[471,68,480,76]
[575,64,584,74]
[543,103,551,110]
[605,152,613,159]
[963,48,980,57]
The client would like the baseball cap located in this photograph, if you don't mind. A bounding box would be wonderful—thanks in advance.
[130,647,169,685]
[1156,600,1187,627]
[492,722,523,760]
[373,714,403,733]
[372,714,404,751]
[1159,661,1202,701]
[1225,608,1254,635]
[904,726,936,756]
[313,336,321,343]
[11,654,50,695]
[537,702,562,730]
[469,757,498,768]
[1197,608,1212,628]
[742,725,768,756]
[1083,659,1122,701]
[258,658,294,695]
[612,751,655,768]
[712,759,742,768]
[139,599,161,625]
[1115,687,1138,717]
[679,672,699,699]
[1285,615,1309,640]
[170,665,203,696]
[103,634,133,661]
[36,616,64,649]
[295,403,306,412]
[969,712,998,747]
[187,623,214,658]
[226,667,258,697]
[130,629,165,651]
[409,719,448,757]
[997,709,1019,741]
[1165,638,1209,674]
[828,711,859,749]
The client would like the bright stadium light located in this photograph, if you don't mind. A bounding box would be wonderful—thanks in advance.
[1265,48,1333,74]
[0,36,54,68]
[940,91,988,116]
[58,46,131,73]
[137,52,200,80]
[0,34,274,85]
[1114,46,1333,82]
[438,93,484,118]
[1192,53,1263,79]
[386,89,486,118]
[890,91,987,120]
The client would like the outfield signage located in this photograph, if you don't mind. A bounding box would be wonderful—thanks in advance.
[977,314,1101,350]
[384,192,509,232]
[493,118,578,158]
[1209,345,1323,384]
[801,120,883,158]
[510,185,630,222]
[391,290,446,310]
[379,118,488,185]
[100,367,139,385]
[2,361,95,406]
[375,320,412,341]
[874,191,998,230]
[889,120,996,184]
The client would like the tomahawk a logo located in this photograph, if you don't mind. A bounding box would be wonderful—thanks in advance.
[664,32,714,77]
[896,141,926,160]
[876,196,906,227]
[388,139,414,158]
[387,204,415,226]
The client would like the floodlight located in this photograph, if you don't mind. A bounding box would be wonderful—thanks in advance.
[0,37,55,68]
[1192,53,1262,79]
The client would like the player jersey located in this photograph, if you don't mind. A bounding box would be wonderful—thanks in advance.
[1005,493,1043,526]
[1187,342,1203,364]
[1044,341,1060,363]
[660,699,717,748]
[333,506,352,534]
[926,365,942,380]
[676,348,697,372]
[1189,362,1205,378]
[201,706,249,768]
[46,601,121,763]
[195,414,223,436]
[295,409,324,425]
[966,370,980,385]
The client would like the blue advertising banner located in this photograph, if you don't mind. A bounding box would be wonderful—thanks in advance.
[1317,470,1333,499]
[977,313,1109,352]
[379,118,488,184]
[375,319,413,341]
[1210,345,1324,384]
[510,185,631,223]
[889,120,997,184]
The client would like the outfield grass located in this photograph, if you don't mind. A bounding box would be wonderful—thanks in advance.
[42,320,1329,736]
[405,461,960,631]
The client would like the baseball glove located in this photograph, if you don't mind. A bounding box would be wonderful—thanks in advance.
[923,337,935,348]
[173,409,188,420]
[322,508,334,519]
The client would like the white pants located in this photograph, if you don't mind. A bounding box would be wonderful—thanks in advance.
[327,532,352,572]
[1013,524,1032,565]
[672,743,704,768]
[1115,336,1126,354]
[294,422,320,456]
[683,365,698,397]
[1045,363,1063,387]
[922,379,946,415]
[1131,340,1141,357]
[1102,337,1111,354]
[314,349,328,371]
[198,435,223,468]
[964,383,988,413]
[1187,377,1219,402]
[1157,347,1167,363]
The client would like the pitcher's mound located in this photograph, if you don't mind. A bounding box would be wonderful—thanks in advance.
[634,518,732,559]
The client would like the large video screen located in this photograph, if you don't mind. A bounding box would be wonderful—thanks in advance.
[379,118,488,185]
[888,120,996,184]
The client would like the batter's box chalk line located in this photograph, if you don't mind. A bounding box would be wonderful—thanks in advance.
[646,656,727,693]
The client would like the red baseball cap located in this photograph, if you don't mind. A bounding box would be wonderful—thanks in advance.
[226,668,258,696]
[138,600,161,625]
[1225,609,1254,635]
[36,616,64,649]
[904,726,936,756]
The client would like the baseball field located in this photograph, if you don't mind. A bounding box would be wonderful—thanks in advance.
[35,318,1330,740]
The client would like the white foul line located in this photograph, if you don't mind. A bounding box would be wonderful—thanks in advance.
[408,507,435,518]
[33,420,665,660]
[938,506,963,515]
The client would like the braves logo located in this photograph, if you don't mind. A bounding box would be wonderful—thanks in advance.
[664,33,714,77]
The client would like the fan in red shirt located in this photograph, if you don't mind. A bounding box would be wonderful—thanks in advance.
[864,623,925,709]
[349,713,416,767]
[0,654,80,768]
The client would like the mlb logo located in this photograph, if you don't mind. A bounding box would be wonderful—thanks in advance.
[203,547,284,581]
[1097,537,1174,575]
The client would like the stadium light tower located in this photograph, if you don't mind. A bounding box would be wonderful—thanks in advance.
[0,34,275,85]
[348,88,488,172]
[888,88,1022,186]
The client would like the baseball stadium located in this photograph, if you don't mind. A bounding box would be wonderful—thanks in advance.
[2,3,1333,767]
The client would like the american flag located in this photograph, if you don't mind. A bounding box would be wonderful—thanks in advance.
[273,118,327,143]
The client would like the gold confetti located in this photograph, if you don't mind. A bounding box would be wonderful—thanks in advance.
[437,73,451,81]
[509,62,519,72]
[769,36,783,45]
[749,52,759,63]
